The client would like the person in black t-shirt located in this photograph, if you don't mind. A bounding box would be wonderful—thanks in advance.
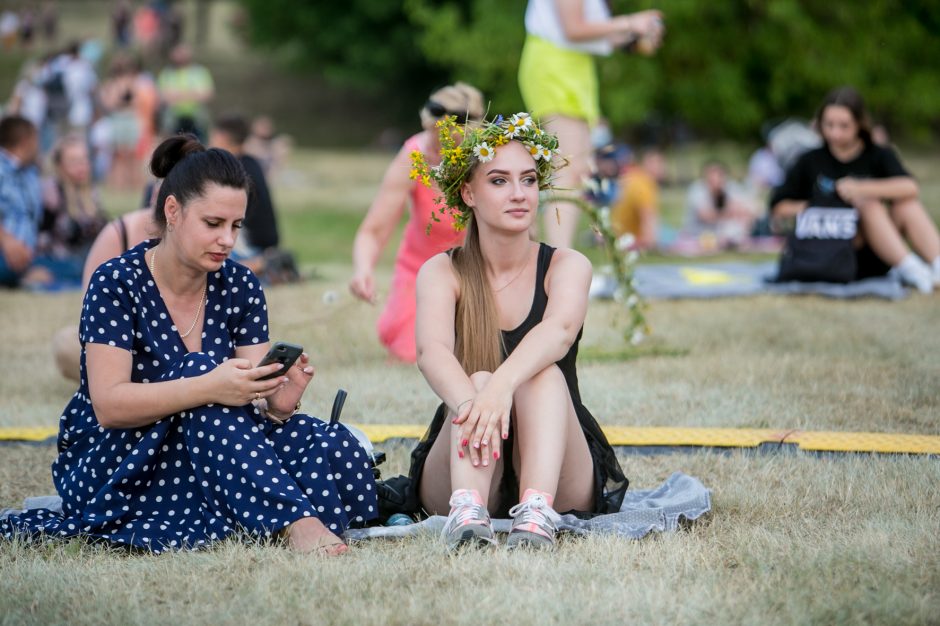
[210,113,297,283]
[770,86,939,292]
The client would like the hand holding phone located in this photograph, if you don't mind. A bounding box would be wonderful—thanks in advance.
[256,341,304,381]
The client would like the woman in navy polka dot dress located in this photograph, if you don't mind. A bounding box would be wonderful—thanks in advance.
[2,136,377,555]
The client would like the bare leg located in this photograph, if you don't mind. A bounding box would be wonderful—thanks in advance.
[512,364,594,512]
[52,325,81,382]
[286,516,347,556]
[891,197,940,262]
[418,371,503,514]
[542,115,593,248]
[857,199,908,266]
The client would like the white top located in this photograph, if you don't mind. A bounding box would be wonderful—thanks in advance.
[525,0,613,56]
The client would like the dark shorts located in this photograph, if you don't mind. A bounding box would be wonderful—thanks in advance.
[855,245,891,280]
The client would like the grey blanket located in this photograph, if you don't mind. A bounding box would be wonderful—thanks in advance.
[591,262,908,301]
[2,473,711,543]
[345,472,711,541]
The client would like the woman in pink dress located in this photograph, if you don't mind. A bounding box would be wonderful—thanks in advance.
[350,83,485,362]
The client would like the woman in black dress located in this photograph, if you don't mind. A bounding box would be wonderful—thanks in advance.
[408,114,626,550]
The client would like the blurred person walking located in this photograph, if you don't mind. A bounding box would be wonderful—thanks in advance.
[98,53,143,190]
[157,43,214,142]
[518,0,663,248]
[349,83,484,363]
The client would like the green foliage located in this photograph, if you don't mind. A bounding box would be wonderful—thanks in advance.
[238,0,940,141]
[237,0,445,96]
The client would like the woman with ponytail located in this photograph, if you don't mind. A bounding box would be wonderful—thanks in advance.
[407,114,627,550]
[2,135,376,555]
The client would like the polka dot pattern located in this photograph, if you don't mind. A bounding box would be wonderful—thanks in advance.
[1,241,377,552]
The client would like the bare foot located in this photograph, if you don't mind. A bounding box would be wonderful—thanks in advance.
[286,517,348,556]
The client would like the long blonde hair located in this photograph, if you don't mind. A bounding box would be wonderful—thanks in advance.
[451,213,504,374]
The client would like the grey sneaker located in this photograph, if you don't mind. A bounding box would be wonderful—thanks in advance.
[441,489,496,551]
[507,489,562,549]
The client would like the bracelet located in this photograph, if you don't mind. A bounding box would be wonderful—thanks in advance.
[265,400,302,425]
[454,398,472,414]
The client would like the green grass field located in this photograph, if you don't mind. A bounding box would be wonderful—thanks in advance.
[2,143,939,625]
[2,2,940,623]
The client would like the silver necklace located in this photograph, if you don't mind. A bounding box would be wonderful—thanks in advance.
[149,247,207,339]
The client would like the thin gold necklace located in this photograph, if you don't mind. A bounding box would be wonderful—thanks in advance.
[491,249,532,293]
[149,246,207,339]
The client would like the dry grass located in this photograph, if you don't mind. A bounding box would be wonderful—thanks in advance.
[1,447,938,625]
[2,143,940,624]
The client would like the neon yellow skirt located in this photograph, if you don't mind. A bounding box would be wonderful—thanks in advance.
[518,35,600,125]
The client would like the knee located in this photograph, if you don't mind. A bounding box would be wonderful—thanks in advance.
[856,198,887,215]
[890,197,925,220]
[52,326,81,382]
[469,370,493,391]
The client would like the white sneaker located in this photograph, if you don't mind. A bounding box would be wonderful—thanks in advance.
[894,254,934,294]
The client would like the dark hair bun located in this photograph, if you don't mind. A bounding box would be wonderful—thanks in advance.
[150,134,206,179]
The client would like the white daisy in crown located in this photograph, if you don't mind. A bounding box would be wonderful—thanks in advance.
[526,143,541,159]
[473,142,494,163]
[538,146,553,161]
[511,112,533,130]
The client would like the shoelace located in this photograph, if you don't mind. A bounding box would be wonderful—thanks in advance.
[447,492,489,528]
[508,494,561,532]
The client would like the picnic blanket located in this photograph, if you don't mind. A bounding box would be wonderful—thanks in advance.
[2,473,711,543]
[345,472,711,542]
[591,262,908,301]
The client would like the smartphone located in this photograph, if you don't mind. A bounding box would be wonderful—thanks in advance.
[256,341,304,380]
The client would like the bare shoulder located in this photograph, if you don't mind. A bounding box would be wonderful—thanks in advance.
[549,246,593,277]
[417,251,458,286]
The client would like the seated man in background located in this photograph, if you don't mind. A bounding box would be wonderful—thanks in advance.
[209,113,297,283]
[610,149,665,250]
[683,159,757,249]
[0,115,42,287]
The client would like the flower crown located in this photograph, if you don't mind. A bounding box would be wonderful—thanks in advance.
[410,112,561,232]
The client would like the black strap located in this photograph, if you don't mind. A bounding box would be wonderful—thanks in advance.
[114,216,129,252]
[329,389,347,426]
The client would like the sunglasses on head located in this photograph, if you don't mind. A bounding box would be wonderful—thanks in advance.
[425,100,479,125]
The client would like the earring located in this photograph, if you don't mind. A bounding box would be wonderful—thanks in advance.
[167,223,174,232]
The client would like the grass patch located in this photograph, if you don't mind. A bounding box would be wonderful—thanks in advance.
[579,342,691,363]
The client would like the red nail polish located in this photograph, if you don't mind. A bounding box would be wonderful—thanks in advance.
[493,451,499,460]
[502,433,508,440]
[462,439,468,447]
[458,450,464,459]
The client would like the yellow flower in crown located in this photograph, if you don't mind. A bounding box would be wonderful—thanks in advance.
[410,112,563,232]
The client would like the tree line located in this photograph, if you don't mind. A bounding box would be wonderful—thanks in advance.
[239,0,940,143]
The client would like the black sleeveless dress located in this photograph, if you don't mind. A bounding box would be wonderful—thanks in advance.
[408,243,628,518]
